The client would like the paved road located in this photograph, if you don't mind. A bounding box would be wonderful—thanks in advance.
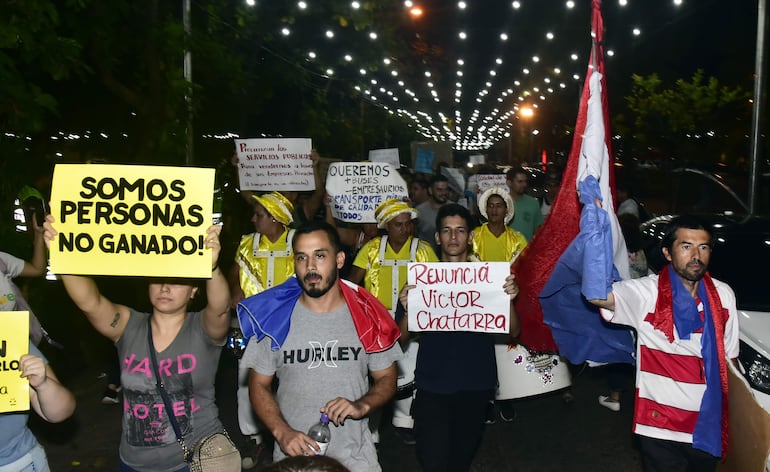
[33,347,643,472]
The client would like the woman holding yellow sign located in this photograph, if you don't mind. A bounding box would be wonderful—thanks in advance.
[43,217,236,472]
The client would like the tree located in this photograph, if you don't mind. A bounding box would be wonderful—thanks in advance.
[621,70,750,165]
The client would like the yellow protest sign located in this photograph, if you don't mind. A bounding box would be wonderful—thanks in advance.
[0,311,30,413]
[49,164,215,278]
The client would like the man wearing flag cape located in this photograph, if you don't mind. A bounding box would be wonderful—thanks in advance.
[530,1,739,469]
[237,221,401,471]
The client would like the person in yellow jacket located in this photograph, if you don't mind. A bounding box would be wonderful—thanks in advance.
[348,199,438,445]
[472,186,527,424]
[229,191,296,469]
[472,186,528,264]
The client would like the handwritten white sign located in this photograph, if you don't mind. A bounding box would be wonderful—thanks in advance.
[234,138,315,191]
[475,174,508,193]
[325,162,408,223]
[407,262,511,333]
[368,148,400,169]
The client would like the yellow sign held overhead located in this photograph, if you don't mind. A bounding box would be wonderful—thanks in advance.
[49,164,215,278]
[0,311,30,413]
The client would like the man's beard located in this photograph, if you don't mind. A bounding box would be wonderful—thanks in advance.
[677,260,707,282]
[301,267,339,298]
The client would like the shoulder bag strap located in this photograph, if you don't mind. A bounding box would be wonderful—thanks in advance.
[147,317,191,461]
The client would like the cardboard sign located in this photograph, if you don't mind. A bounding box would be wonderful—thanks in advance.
[234,138,315,191]
[325,162,408,223]
[49,164,215,278]
[0,311,30,413]
[476,174,508,193]
[407,262,511,333]
[368,148,400,169]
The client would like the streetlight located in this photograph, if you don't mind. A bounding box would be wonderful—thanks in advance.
[519,107,535,163]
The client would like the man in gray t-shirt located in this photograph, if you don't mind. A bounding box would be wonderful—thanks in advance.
[240,223,401,471]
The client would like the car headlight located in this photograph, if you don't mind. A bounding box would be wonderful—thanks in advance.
[739,341,770,395]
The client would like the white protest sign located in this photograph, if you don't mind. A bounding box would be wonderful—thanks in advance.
[368,148,400,169]
[325,162,408,223]
[476,174,508,193]
[407,262,511,334]
[234,138,315,191]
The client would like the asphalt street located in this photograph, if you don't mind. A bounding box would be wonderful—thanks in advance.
[32,347,643,472]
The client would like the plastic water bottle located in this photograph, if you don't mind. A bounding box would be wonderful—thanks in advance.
[307,413,331,455]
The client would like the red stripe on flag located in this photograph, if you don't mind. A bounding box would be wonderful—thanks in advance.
[512,0,614,353]
[639,346,705,384]
[635,396,699,434]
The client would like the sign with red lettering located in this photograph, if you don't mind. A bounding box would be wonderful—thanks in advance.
[234,138,315,191]
[406,262,511,333]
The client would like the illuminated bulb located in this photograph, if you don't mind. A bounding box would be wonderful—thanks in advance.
[351,1,361,8]
[500,33,509,41]
[554,67,561,74]
[674,0,683,5]
[566,0,575,8]
[458,1,467,8]
[496,58,503,65]
[457,59,465,66]
[325,30,334,38]
[369,32,378,40]
[425,71,432,77]
[523,68,530,74]
[359,68,367,75]
[632,27,641,36]
[326,68,334,75]
[532,56,540,62]
[308,51,317,59]
[246,0,255,5]
[546,32,554,40]
[512,1,521,9]
[298,1,307,9]
[344,54,352,61]
[607,50,615,56]
[571,53,578,60]
[384,58,391,65]
[281,27,290,36]
[619,0,627,5]
[459,31,467,39]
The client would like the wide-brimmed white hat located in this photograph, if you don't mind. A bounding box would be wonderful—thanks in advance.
[478,186,515,224]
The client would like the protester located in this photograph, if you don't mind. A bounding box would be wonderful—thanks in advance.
[588,215,738,470]
[0,345,76,471]
[471,186,527,423]
[1,212,49,345]
[348,199,438,445]
[229,190,297,467]
[397,204,520,472]
[408,177,430,206]
[238,222,401,471]
[505,167,544,241]
[540,175,560,217]
[323,195,380,279]
[415,174,450,244]
[44,218,234,472]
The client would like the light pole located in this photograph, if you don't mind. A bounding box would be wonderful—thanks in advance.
[519,106,534,164]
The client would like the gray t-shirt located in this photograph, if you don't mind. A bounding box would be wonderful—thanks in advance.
[117,310,225,472]
[0,251,24,311]
[242,300,401,472]
[415,201,439,244]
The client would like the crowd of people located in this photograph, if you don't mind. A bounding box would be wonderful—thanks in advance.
[0,156,743,472]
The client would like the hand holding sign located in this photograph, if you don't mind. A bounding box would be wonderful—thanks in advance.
[405,262,511,334]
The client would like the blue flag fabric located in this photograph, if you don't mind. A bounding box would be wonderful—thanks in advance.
[539,177,635,365]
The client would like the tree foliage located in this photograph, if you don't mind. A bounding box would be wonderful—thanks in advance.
[622,70,750,163]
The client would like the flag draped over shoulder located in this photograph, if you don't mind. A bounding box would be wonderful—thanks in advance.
[237,277,401,353]
[513,0,634,362]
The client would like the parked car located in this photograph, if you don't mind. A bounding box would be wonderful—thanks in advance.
[638,167,770,412]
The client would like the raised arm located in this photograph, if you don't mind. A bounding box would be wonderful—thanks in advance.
[322,362,397,427]
[43,215,130,342]
[19,214,47,277]
[587,292,616,312]
[21,354,76,423]
[202,225,230,343]
[301,149,324,220]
